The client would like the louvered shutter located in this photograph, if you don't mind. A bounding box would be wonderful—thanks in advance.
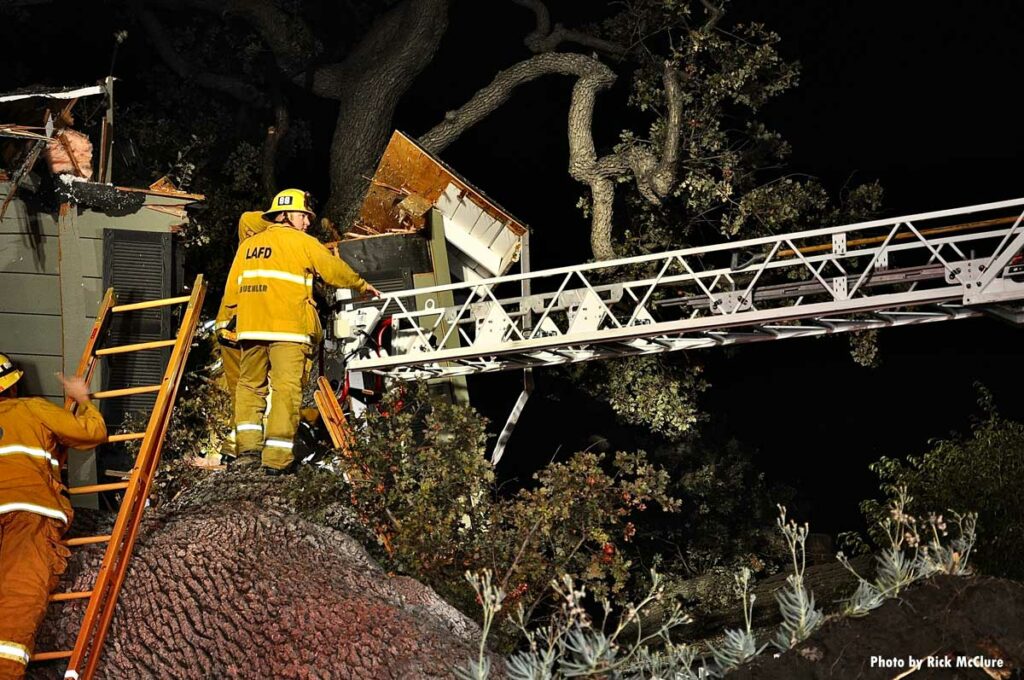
[100,229,180,428]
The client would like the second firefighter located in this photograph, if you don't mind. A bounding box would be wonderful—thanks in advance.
[223,189,380,474]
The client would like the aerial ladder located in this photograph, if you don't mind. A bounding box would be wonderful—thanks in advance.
[29,276,206,680]
[318,197,1024,461]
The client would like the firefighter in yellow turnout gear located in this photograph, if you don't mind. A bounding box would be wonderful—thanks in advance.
[0,354,107,679]
[223,189,380,473]
[214,210,275,460]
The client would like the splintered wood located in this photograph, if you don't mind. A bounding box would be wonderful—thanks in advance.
[352,130,526,240]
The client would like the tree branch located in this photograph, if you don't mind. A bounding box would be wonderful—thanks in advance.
[512,0,628,57]
[420,52,615,154]
[421,54,684,261]
[700,0,725,32]
[136,4,269,108]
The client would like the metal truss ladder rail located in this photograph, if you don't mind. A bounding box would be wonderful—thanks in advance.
[347,197,1024,380]
[29,276,207,680]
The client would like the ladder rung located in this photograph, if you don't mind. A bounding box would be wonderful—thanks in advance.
[91,384,162,399]
[95,339,176,356]
[68,482,129,495]
[31,650,73,661]
[106,431,145,443]
[111,295,190,313]
[50,590,92,602]
[65,534,112,547]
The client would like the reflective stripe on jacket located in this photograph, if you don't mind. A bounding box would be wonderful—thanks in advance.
[215,212,275,342]
[0,397,107,525]
[223,225,368,345]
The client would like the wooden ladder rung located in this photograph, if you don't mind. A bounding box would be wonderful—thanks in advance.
[50,591,92,602]
[106,432,145,443]
[91,384,162,399]
[95,339,176,356]
[111,295,190,313]
[31,650,73,661]
[68,482,129,495]
[65,534,112,547]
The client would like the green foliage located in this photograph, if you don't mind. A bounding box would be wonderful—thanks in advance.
[840,487,978,617]
[772,506,823,651]
[572,1,887,435]
[566,355,707,440]
[293,386,681,631]
[861,387,1023,578]
[458,569,703,680]
[707,567,765,674]
[595,1,885,257]
[116,360,231,462]
[848,329,881,368]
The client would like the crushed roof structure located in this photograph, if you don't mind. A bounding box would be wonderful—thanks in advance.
[357,131,528,280]
[0,78,202,216]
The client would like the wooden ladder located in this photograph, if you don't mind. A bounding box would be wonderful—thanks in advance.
[30,275,207,679]
[313,375,354,457]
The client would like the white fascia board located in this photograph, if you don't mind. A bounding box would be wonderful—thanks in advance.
[0,84,106,103]
[443,214,505,276]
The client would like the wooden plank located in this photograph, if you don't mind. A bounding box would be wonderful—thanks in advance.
[5,352,62,397]
[357,131,527,237]
[95,339,176,356]
[0,233,59,274]
[68,482,128,495]
[82,277,103,307]
[0,313,62,355]
[74,211,182,239]
[0,200,59,237]
[80,236,103,278]
[0,273,61,314]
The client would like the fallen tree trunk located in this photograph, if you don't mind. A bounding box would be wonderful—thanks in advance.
[626,554,875,642]
[29,468,490,679]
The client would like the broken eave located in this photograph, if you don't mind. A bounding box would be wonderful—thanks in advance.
[0,83,107,104]
[54,177,203,218]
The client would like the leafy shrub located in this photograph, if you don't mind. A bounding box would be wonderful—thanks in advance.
[841,486,977,616]
[862,387,1023,578]
[292,385,681,633]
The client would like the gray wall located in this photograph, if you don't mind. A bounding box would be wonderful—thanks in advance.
[1,180,195,506]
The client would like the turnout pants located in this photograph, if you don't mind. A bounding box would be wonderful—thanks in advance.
[235,340,313,470]
[217,339,269,458]
[0,512,69,680]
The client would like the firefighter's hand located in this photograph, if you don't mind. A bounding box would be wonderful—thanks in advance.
[363,283,382,298]
[59,373,91,404]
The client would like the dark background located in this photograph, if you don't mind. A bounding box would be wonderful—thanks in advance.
[3,0,1021,536]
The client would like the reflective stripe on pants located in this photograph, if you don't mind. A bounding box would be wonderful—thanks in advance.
[236,341,312,469]
[218,339,242,457]
[0,512,70,680]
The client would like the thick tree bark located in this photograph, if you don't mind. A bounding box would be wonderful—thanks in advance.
[30,470,489,679]
[511,0,628,57]
[317,0,450,228]
[421,50,682,260]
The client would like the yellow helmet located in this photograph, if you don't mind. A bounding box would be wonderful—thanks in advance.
[0,353,24,394]
[262,188,317,221]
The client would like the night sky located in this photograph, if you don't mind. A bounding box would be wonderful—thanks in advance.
[4,1,1022,535]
